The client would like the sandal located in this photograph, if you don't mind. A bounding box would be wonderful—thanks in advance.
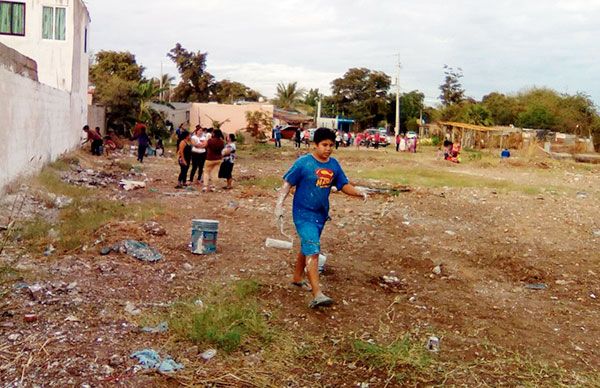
[309,294,334,309]
[291,280,312,292]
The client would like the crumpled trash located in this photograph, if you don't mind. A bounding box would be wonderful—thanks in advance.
[141,322,169,333]
[525,283,547,290]
[142,221,167,236]
[123,240,162,262]
[130,349,183,373]
[200,349,217,361]
[119,180,146,191]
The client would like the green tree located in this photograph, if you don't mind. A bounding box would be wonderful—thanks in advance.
[331,68,391,129]
[167,43,214,102]
[135,81,166,123]
[273,82,305,110]
[459,103,494,126]
[304,88,320,108]
[439,65,465,106]
[482,92,519,125]
[153,73,175,101]
[212,80,261,104]
[89,51,145,131]
[387,90,425,130]
[245,110,272,140]
[517,104,556,129]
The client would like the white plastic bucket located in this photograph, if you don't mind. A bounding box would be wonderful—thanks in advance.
[191,219,219,254]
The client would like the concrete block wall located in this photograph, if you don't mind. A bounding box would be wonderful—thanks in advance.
[0,43,85,191]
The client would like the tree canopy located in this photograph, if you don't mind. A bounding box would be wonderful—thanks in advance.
[89,51,145,131]
[273,82,305,111]
[331,68,391,129]
[167,43,214,102]
[439,65,465,106]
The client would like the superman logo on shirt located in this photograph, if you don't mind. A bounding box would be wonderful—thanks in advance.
[315,168,334,188]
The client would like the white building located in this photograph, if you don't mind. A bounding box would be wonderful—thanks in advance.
[0,0,91,191]
[0,0,90,93]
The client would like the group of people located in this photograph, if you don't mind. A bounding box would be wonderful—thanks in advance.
[176,125,237,191]
[82,124,164,161]
[442,139,461,163]
[395,134,418,153]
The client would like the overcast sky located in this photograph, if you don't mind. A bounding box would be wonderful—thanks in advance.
[86,0,600,106]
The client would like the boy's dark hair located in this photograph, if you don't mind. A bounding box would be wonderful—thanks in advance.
[313,127,335,144]
[83,125,90,131]
[228,133,236,142]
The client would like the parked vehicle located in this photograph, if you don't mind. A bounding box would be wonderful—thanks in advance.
[280,126,299,140]
[361,128,390,147]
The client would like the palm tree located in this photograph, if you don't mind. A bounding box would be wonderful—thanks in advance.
[273,82,305,111]
[136,81,167,122]
[152,74,176,101]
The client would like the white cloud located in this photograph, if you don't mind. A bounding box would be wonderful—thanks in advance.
[86,0,600,106]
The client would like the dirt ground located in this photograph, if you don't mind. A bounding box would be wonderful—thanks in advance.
[1,140,599,387]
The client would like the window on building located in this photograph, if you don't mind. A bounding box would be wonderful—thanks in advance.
[0,1,25,36]
[42,6,65,40]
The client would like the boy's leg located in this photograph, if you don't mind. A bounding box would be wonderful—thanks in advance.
[304,254,321,297]
[292,252,306,283]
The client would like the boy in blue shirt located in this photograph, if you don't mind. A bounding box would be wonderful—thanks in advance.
[275,128,367,308]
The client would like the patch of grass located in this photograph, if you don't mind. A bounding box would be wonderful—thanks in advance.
[37,167,90,199]
[58,200,162,251]
[239,176,282,190]
[168,280,274,353]
[48,156,79,171]
[349,335,431,381]
[19,217,53,244]
[242,142,279,158]
[351,165,549,194]
[17,199,162,252]
[115,161,134,171]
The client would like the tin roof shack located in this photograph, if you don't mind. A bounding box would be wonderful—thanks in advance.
[273,108,313,127]
[438,122,522,149]
[190,102,274,136]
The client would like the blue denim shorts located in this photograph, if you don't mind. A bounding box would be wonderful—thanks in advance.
[294,220,325,256]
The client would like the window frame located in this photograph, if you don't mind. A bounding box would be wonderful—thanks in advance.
[41,5,66,41]
[54,6,65,40]
[0,1,26,37]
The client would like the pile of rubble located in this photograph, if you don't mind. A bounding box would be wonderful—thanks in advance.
[60,167,118,188]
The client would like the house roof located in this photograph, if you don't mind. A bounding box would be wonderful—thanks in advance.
[439,121,502,132]
[274,108,313,124]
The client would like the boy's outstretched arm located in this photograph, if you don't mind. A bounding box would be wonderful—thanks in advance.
[341,184,368,201]
[275,181,292,219]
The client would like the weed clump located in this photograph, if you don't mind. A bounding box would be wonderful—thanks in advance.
[169,280,273,353]
[349,335,431,380]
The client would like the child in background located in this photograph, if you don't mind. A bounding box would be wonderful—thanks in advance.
[276,128,368,309]
[219,133,237,189]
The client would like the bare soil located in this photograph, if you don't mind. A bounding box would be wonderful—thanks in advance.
[1,142,599,387]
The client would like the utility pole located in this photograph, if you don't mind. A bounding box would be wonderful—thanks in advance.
[159,61,164,101]
[317,95,322,126]
[394,55,401,136]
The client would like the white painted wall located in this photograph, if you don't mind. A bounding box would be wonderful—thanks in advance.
[0,65,81,189]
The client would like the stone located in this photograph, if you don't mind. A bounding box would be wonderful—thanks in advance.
[8,333,21,341]
[183,263,193,271]
[432,265,443,276]
[124,302,141,316]
[109,354,124,367]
